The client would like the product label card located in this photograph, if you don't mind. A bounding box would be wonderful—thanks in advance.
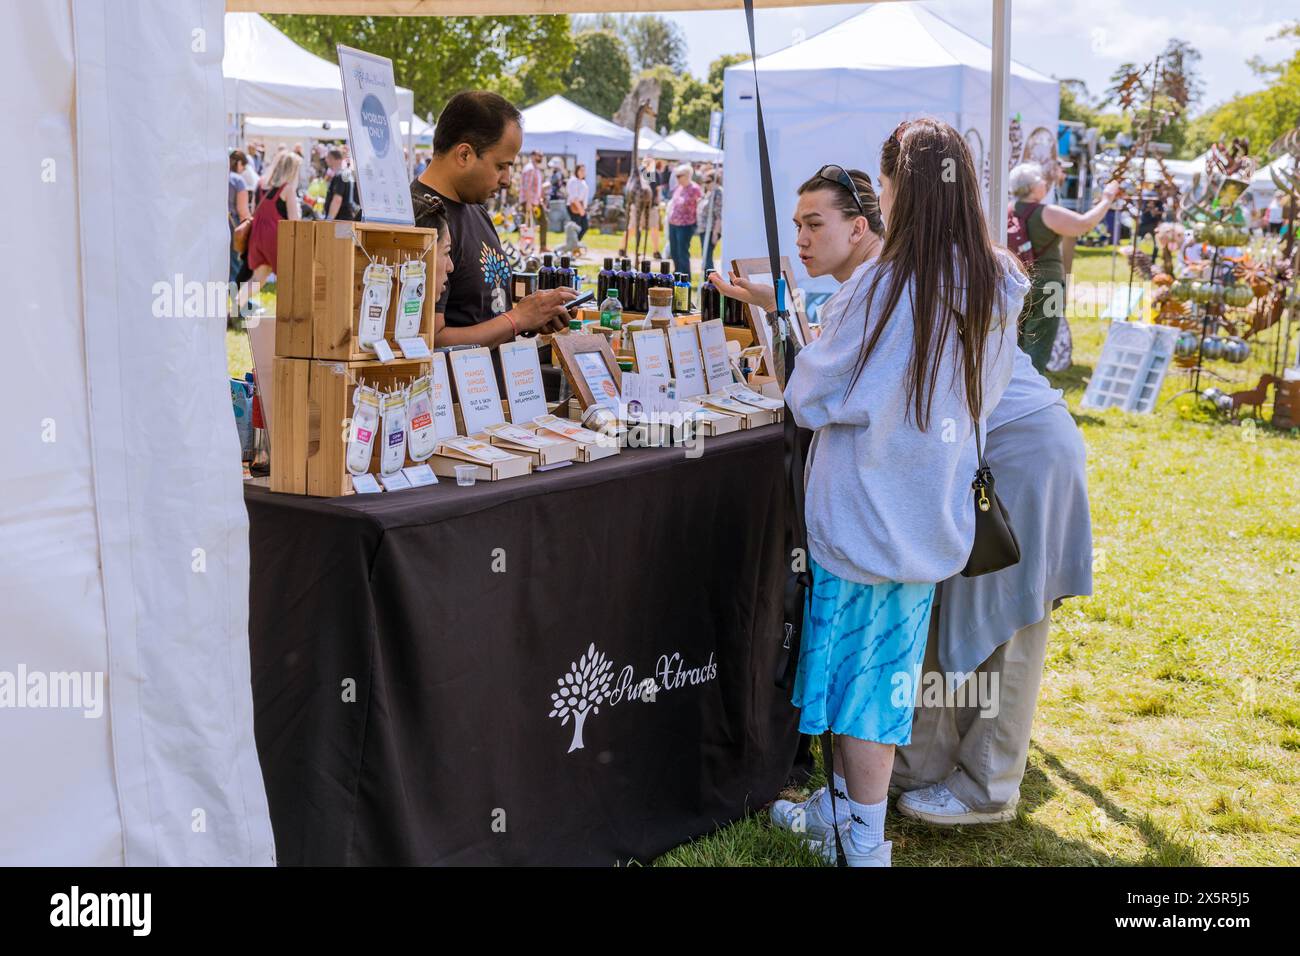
[439,436,516,463]
[351,473,382,494]
[533,414,600,444]
[401,463,439,487]
[667,324,706,399]
[485,421,559,448]
[574,350,621,410]
[450,347,505,435]
[372,339,396,363]
[697,319,733,394]
[430,352,458,439]
[632,329,672,381]
[700,394,755,415]
[378,470,412,491]
[724,382,784,410]
[396,336,430,359]
[499,339,549,423]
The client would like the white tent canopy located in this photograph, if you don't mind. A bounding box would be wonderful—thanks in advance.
[243,115,432,142]
[722,3,1058,312]
[520,94,635,184]
[223,11,415,166]
[647,128,728,162]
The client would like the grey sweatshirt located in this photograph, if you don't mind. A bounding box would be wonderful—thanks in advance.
[784,253,1029,585]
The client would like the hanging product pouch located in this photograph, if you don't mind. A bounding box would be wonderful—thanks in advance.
[405,375,437,462]
[380,388,408,475]
[394,259,427,340]
[346,386,381,475]
[358,261,395,350]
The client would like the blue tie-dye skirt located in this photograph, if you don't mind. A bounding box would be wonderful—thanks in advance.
[792,558,936,746]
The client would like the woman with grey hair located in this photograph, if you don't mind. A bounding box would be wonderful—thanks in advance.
[666,163,703,275]
[1008,162,1119,372]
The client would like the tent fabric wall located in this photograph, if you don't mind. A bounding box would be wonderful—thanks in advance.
[721,4,1058,313]
[0,0,274,866]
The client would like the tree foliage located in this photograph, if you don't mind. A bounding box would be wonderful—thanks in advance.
[267,14,575,116]
[563,30,632,119]
[1186,22,1300,158]
[573,13,686,73]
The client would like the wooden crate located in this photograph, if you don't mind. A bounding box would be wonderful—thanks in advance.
[270,355,432,497]
[274,220,437,362]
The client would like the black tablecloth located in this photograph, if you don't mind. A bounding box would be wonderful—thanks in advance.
[245,425,799,865]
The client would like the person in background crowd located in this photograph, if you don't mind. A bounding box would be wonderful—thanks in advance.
[324,147,359,221]
[548,157,566,202]
[567,162,590,243]
[239,145,260,193]
[1008,162,1120,373]
[228,150,252,288]
[412,90,574,347]
[699,170,723,276]
[239,150,301,315]
[666,163,702,276]
[655,159,671,203]
[892,345,1093,827]
[1268,191,1286,235]
[520,148,548,253]
[414,151,430,177]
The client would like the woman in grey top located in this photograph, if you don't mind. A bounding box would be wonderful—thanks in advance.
[891,347,1093,822]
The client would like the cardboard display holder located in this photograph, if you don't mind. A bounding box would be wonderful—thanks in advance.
[275,220,438,362]
[429,436,531,482]
[270,355,432,497]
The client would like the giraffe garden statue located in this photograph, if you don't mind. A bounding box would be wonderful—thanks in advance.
[621,100,659,261]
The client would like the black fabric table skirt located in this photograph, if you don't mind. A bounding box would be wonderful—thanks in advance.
[245,425,799,865]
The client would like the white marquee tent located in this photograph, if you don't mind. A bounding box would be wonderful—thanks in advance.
[520,94,635,185]
[722,3,1057,307]
[224,12,415,153]
[657,130,725,163]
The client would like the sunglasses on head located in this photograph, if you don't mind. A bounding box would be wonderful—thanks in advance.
[816,164,868,215]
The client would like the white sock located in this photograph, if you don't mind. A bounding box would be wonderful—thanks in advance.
[816,772,851,825]
[848,796,887,849]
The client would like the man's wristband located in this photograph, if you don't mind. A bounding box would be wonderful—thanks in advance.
[505,312,520,338]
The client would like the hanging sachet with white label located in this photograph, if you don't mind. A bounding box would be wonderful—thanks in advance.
[394,258,427,340]
[346,386,381,476]
[358,261,394,350]
[380,387,408,475]
[405,375,437,462]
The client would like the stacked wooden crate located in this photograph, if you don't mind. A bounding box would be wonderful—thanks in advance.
[270,220,438,496]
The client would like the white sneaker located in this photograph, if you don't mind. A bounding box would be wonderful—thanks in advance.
[770,787,837,843]
[896,783,1017,825]
[811,826,892,867]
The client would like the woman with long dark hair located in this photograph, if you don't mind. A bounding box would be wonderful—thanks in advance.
[766,119,1027,866]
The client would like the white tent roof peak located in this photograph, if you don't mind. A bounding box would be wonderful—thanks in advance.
[751,4,1054,84]
[223,12,414,121]
[521,94,633,145]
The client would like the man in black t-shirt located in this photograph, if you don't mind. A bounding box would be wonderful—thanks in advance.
[412,91,574,347]
[324,148,359,221]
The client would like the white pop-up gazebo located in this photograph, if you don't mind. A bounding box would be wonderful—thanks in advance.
[520,94,635,185]
[657,130,725,163]
[224,12,416,164]
[722,3,1056,308]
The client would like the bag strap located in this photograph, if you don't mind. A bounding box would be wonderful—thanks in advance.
[744,0,837,862]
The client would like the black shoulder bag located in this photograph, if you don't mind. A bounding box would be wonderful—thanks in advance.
[961,418,1020,577]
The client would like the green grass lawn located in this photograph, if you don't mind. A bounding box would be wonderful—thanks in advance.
[228,246,1299,866]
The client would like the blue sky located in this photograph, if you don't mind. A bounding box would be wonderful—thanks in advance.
[662,0,1297,113]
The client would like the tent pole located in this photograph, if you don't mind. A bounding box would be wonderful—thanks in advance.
[988,0,1011,244]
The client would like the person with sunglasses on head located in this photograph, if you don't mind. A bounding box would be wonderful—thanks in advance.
[729,121,1029,866]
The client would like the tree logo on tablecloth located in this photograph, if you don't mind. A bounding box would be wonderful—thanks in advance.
[549,643,614,753]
